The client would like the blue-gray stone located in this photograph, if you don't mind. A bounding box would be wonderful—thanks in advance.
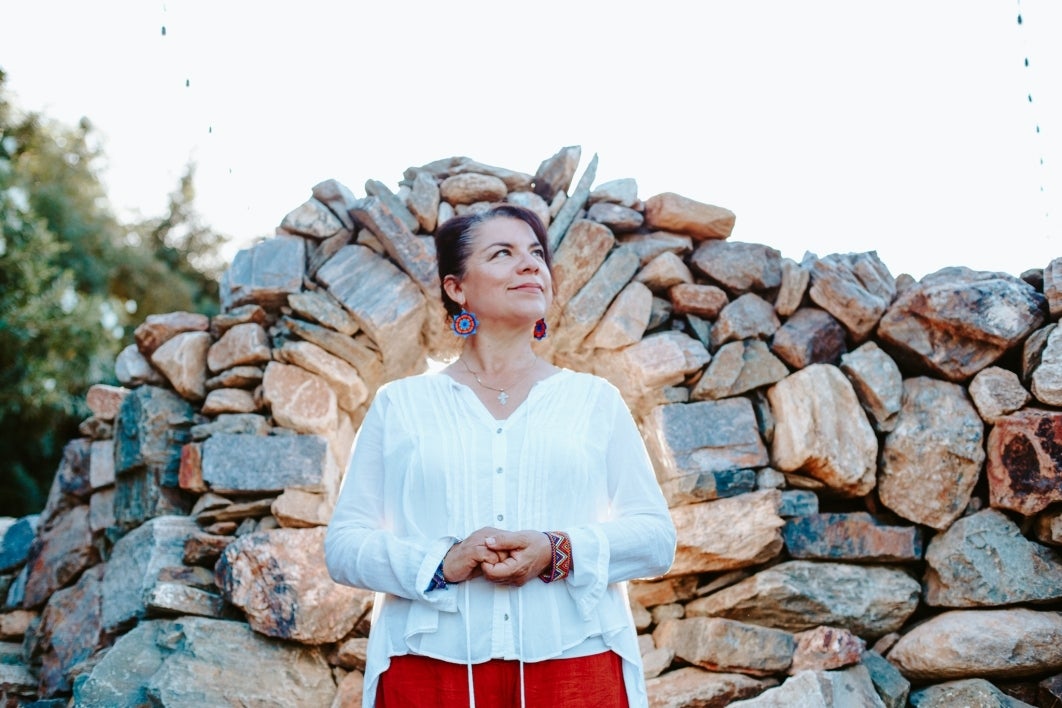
[201,434,331,494]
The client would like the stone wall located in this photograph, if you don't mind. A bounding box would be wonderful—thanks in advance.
[3,146,1062,707]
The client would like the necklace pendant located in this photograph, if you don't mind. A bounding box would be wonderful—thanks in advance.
[497,391,509,405]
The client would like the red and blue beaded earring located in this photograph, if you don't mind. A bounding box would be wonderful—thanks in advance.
[533,318,548,340]
[452,309,478,337]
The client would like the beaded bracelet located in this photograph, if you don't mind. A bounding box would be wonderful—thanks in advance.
[538,531,573,583]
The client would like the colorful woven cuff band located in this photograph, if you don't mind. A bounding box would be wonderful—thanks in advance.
[538,530,572,583]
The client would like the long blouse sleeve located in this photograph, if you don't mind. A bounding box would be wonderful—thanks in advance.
[564,386,676,619]
[324,391,461,612]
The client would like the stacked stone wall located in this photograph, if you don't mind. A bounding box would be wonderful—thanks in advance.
[3,146,1062,707]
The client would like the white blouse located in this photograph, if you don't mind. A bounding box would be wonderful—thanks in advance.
[324,369,676,708]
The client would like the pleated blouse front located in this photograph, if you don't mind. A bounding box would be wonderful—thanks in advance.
[324,369,676,708]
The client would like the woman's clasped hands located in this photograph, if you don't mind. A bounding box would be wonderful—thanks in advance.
[440,527,553,587]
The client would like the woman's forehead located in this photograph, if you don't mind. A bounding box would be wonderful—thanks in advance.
[469,216,538,246]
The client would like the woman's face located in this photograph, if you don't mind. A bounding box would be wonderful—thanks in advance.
[443,216,553,328]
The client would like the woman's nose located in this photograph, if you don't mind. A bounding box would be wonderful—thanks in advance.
[518,251,540,271]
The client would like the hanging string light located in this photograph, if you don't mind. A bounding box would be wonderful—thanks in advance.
[1016,0,1052,237]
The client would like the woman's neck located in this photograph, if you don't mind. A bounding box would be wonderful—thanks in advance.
[459,330,537,375]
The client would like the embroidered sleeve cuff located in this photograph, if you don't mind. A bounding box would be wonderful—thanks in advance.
[538,531,573,583]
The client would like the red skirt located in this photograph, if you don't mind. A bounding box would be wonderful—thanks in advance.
[375,651,630,708]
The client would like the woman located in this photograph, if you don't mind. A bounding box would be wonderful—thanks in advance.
[325,203,676,707]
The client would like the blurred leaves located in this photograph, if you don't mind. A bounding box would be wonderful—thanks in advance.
[0,68,225,516]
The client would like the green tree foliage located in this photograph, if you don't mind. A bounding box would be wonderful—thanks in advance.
[0,69,225,516]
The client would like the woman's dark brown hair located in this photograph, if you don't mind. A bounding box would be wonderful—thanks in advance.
[434,203,553,319]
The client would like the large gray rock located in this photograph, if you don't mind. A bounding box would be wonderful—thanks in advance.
[113,386,196,486]
[729,665,886,707]
[32,565,105,696]
[22,505,97,609]
[686,561,921,639]
[0,515,39,573]
[909,678,1035,707]
[644,398,768,483]
[200,433,336,496]
[73,617,336,707]
[220,235,306,311]
[215,527,372,644]
[923,508,1062,607]
[101,515,200,633]
[877,267,1045,381]
[316,244,426,379]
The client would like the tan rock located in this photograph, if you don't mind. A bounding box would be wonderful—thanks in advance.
[653,616,794,676]
[644,192,735,240]
[710,293,781,348]
[887,608,1062,680]
[215,526,373,644]
[806,252,896,342]
[618,231,693,265]
[330,669,364,708]
[272,489,330,528]
[206,322,271,374]
[690,340,789,401]
[879,377,985,529]
[134,311,209,357]
[201,388,257,416]
[532,145,581,202]
[647,667,774,708]
[261,362,338,435]
[276,340,369,412]
[550,219,616,311]
[687,560,921,638]
[150,331,212,401]
[969,366,1030,423]
[775,258,809,317]
[635,251,693,292]
[595,331,710,415]
[669,490,784,575]
[769,364,878,497]
[504,190,551,230]
[279,198,344,240]
[669,283,729,319]
[788,626,866,674]
[584,281,652,350]
[89,439,115,489]
[85,384,129,421]
[1045,256,1062,319]
[1032,326,1062,405]
[439,173,508,205]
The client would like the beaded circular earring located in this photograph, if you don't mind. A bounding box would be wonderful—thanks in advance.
[452,310,478,337]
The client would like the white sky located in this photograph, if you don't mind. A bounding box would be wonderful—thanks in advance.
[2,1,1059,280]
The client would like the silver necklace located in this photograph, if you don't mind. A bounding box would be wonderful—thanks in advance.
[459,356,537,405]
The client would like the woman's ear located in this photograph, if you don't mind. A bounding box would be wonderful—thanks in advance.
[442,274,465,308]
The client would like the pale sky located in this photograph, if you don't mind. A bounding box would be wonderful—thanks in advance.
[2,1,1059,280]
